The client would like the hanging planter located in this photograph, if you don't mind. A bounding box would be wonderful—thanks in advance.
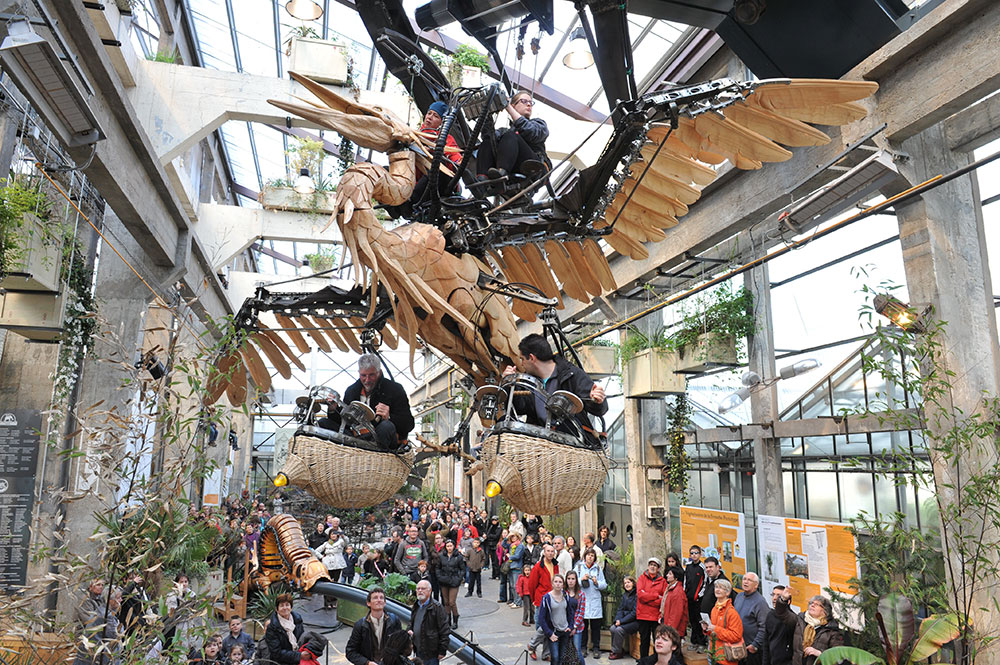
[0,212,62,292]
[0,286,67,341]
[288,36,349,85]
[624,348,685,398]
[577,343,617,378]
[675,331,740,373]
[259,185,338,215]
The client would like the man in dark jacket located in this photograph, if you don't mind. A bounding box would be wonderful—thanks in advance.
[410,580,450,665]
[476,91,550,181]
[505,334,608,448]
[685,546,707,648]
[699,557,736,616]
[346,588,403,665]
[385,528,403,573]
[321,354,414,451]
[484,516,503,579]
[763,586,797,665]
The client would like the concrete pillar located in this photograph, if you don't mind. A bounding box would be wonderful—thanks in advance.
[744,265,784,517]
[892,122,1000,659]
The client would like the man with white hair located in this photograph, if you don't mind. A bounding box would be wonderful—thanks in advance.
[323,354,414,451]
[552,536,573,574]
[734,572,769,665]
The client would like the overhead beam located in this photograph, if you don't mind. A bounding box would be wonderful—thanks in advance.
[944,90,1000,152]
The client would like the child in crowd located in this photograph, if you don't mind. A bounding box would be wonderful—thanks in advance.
[410,559,432,586]
[465,538,485,598]
[342,544,358,585]
[518,564,533,626]
[227,644,250,665]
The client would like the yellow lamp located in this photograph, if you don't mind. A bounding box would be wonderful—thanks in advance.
[274,472,288,488]
[485,480,503,498]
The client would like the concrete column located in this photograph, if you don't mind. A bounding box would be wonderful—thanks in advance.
[893,122,1000,658]
[744,265,784,517]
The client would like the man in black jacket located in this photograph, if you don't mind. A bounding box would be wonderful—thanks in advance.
[410,580,450,665]
[699,556,737,617]
[321,354,414,451]
[346,588,403,665]
[484,516,503,579]
[476,91,550,181]
[685,546,707,649]
[762,586,797,665]
[504,334,608,448]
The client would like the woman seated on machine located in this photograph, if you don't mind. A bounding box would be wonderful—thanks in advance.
[476,90,550,184]
[390,101,462,218]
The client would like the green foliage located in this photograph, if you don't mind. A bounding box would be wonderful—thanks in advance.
[249,584,293,620]
[670,283,755,356]
[829,512,947,654]
[145,50,178,63]
[289,25,321,40]
[287,137,326,181]
[0,181,52,274]
[816,594,959,665]
[666,394,692,496]
[360,573,416,605]
[304,246,339,273]
[451,44,491,71]
[845,269,1000,664]
[617,327,673,366]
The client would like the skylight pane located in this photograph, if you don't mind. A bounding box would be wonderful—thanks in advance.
[189,0,237,72]
[234,0,280,77]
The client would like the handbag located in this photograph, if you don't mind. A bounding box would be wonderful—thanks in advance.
[717,605,747,661]
[559,636,582,665]
[501,560,511,574]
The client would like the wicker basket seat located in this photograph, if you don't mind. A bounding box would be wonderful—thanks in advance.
[279,434,414,508]
[480,430,609,515]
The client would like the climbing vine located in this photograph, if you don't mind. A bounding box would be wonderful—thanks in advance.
[666,393,692,496]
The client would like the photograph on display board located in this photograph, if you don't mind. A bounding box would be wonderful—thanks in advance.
[679,506,748,580]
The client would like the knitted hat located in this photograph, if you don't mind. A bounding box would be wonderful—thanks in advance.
[428,101,448,118]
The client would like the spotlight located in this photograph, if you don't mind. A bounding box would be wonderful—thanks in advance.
[293,167,316,195]
[285,0,323,21]
[274,472,289,487]
[717,358,821,414]
[562,26,594,70]
[779,358,821,379]
[718,387,751,414]
[485,480,503,498]
[873,294,928,333]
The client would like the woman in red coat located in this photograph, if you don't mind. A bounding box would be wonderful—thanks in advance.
[704,579,743,665]
[636,557,668,658]
[658,568,688,637]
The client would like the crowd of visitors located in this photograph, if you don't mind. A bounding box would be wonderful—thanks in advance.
[72,493,846,665]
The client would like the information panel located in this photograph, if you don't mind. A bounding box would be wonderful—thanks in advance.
[0,409,41,591]
[758,514,860,612]
[679,506,748,579]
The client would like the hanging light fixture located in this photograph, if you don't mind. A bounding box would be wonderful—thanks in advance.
[873,294,928,333]
[562,26,594,70]
[293,167,316,195]
[485,480,503,498]
[285,0,323,21]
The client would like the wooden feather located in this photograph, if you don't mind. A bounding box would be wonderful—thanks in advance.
[294,315,331,353]
[520,243,563,305]
[759,101,868,126]
[694,111,793,163]
[330,317,363,354]
[313,317,350,353]
[628,164,702,204]
[544,240,590,304]
[251,332,292,379]
[206,352,238,403]
[564,241,604,297]
[723,101,831,147]
[239,343,271,392]
[749,79,879,110]
[604,229,649,260]
[274,314,311,353]
[225,359,248,405]
[258,323,306,371]
[582,238,617,292]
[639,144,718,186]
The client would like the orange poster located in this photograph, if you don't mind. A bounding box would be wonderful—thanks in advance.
[758,514,859,615]
[679,506,747,579]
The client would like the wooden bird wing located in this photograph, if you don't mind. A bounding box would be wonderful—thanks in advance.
[492,78,879,313]
[204,284,398,405]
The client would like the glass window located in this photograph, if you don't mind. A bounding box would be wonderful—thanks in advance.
[700,470,720,510]
[805,472,840,521]
[802,436,835,457]
[783,471,795,516]
[836,433,871,456]
[840,472,875,520]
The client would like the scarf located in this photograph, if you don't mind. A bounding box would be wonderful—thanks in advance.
[802,612,826,650]
[278,613,297,649]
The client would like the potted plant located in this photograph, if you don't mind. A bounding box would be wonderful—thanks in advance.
[259,138,339,214]
[620,328,685,398]
[304,246,339,274]
[446,44,491,89]
[576,339,617,378]
[669,284,755,373]
[286,26,349,85]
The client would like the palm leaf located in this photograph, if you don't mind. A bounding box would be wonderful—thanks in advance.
[817,647,885,665]
[907,613,960,664]
[877,593,916,665]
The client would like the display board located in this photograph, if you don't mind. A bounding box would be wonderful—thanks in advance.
[758,514,860,611]
[679,506,748,578]
[0,409,41,591]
